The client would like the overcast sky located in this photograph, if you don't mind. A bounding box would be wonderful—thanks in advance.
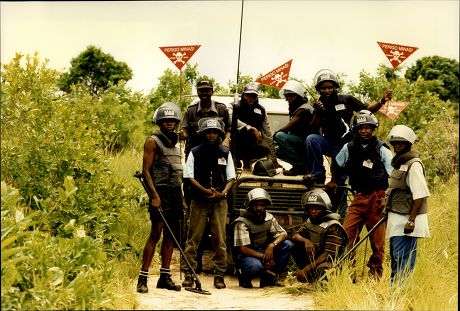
[1,0,459,94]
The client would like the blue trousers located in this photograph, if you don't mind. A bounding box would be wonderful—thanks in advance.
[389,236,418,286]
[238,240,293,279]
[304,134,347,184]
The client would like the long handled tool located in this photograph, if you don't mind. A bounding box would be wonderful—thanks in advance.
[318,216,387,282]
[134,171,211,295]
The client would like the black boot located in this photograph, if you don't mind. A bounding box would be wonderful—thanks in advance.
[182,273,194,288]
[137,274,148,294]
[157,273,181,291]
[238,274,253,288]
[260,270,285,288]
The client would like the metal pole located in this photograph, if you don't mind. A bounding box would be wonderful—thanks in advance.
[317,216,387,282]
[236,0,245,92]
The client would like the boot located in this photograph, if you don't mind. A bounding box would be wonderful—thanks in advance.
[182,273,194,288]
[260,270,285,288]
[137,275,148,294]
[214,275,226,289]
[157,274,181,291]
[238,274,253,288]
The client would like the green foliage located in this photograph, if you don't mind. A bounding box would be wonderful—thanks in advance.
[58,45,133,95]
[347,66,459,186]
[1,181,136,310]
[405,56,459,103]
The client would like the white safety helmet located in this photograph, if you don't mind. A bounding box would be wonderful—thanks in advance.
[387,125,417,145]
[245,188,272,208]
[279,80,306,99]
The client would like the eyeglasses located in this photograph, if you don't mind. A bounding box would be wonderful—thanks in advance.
[244,93,258,98]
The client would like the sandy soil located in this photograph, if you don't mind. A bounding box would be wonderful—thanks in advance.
[135,252,315,310]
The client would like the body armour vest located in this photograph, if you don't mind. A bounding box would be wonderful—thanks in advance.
[385,155,428,215]
[289,103,315,138]
[319,94,355,143]
[190,144,229,198]
[301,213,347,256]
[150,131,183,187]
[346,137,389,194]
[233,100,266,131]
[235,211,274,249]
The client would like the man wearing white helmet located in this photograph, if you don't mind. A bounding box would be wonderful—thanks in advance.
[385,125,430,287]
[232,188,292,288]
[274,80,319,176]
[291,189,348,283]
[303,69,393,186]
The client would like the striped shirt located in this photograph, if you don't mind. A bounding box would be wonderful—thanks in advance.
[296,223,346,259]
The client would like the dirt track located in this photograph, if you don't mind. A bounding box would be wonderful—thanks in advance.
[135,252,315,310]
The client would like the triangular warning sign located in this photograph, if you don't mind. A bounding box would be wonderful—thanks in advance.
[377,41,418,69]
[379,101,409,120]
[159,45,201,70]
[256,59,292,89]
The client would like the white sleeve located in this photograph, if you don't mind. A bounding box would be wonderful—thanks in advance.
[183,153,195,179]
[226,152,236,180]
[407,161,430,200]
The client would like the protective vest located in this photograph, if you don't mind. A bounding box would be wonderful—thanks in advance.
[385,155,428,215]
[289,103,316,138]
[190,144,229,199]
[233,100,266,131]
[184,100,228,156]
[346,137,389,194]
[150,131,183,187]
[319,94,356,143]
[301,213,347,256]
[234,211,274,248]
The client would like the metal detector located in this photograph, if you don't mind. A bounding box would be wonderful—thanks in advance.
[317,215,387,282]
[134,171,211,295]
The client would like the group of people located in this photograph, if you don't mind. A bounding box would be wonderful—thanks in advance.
[136,69,430,294]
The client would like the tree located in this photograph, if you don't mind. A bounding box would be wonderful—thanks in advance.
[58,45,133,95]
[405,56,459,102]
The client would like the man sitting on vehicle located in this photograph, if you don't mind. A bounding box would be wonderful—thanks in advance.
[274,80,319,176]
[232,188,292,288]
[230,82,282,170]
[291,188,348,283]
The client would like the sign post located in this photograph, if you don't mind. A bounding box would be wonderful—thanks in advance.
[159,45,201,110]
[256,59,293,89]
[377,41,418,120]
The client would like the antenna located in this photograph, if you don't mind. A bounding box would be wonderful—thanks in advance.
[236,0,245,95]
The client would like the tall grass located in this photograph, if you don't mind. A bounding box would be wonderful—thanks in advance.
[311,174,458,310]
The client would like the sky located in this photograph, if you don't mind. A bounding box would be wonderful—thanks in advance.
[1,0,459,95]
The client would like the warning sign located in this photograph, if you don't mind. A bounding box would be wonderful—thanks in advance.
[159,45,201,70]
[256,59,292,89]
[377,41,418,69]
[379,101,409,120]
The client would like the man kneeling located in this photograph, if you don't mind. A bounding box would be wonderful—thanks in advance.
[291,189,348,282]
[232,188,292,288]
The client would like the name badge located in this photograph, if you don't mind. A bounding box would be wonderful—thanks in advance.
[400,164,408,172]
[335,104,345,111]
[363,159,373,169]
[218,157,227,165]
[254,108,262,115]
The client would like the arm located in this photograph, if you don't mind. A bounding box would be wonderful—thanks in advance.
[142,137,161,209]
[404,161,430,234]
[325,144,348,191]
[276,110,305,133]
[261,115,281,166]
[367,89,393,113]
[295,252,329,283]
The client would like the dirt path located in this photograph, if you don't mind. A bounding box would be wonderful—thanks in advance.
[135,252,315,310]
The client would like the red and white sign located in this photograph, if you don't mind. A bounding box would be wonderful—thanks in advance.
[256,59,292,89]
[379,101,409,120]
[377,41,418,69]
[159,45,201,70]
